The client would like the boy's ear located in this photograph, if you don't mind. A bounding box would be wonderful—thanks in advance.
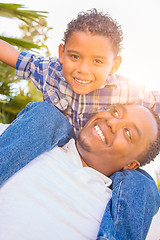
[58,43,64,64]
[109,56,122,75]
[122,160,140,171]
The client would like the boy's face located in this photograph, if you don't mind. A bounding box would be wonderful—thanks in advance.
[76,104,158,176]
[59,31,121,94]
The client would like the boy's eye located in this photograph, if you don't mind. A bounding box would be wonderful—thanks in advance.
[94,59,103,64]
[71,54,80,60]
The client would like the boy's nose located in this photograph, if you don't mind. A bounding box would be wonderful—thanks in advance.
[77,60,90,74]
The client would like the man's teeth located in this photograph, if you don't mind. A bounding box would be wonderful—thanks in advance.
[94,125,105,143]
[75,78,91,84]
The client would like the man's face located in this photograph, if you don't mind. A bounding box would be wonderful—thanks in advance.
[58,31,121,94]
[76,104,158,176]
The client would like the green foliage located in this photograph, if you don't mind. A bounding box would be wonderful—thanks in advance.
[18,18,52,56]
[0,60,43,123]
[0,3,52,123]
[0,86,42,123]
[0,36,41,50]
[0,62,19,98]
[0,3,47,24]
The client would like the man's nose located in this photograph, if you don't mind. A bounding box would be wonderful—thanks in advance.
[107,118,124,133]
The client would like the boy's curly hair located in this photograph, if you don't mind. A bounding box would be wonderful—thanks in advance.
[63,8,123,57]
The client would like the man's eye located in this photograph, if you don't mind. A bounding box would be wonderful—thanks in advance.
[112,109,119,118]
[108,106,121,118]
[124,128,132,140]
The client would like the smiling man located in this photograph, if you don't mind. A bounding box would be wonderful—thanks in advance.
[77,104,158,176]
[0,103,160,240]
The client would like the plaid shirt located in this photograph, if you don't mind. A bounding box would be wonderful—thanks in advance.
[16,51,160,136]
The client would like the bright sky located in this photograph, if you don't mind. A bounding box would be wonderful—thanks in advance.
[1,0,160,179]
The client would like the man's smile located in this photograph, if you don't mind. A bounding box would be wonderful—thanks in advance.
[94,124,107,143]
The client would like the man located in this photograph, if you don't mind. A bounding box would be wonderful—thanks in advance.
[0,103,160,240]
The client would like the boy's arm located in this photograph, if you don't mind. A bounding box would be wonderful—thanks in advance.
[115,75,160,116]
[0,39,19,68]
[141,89,160,116]
[0,39,50,92]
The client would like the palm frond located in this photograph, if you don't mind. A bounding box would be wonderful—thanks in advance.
[0,3,48,24]
[0,36,41,50]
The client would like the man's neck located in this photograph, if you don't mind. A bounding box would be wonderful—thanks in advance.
[76,143,88,167]
[81,158,88,167]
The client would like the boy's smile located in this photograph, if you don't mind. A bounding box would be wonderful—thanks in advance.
[59,31,121,94]
[73,77,92,87]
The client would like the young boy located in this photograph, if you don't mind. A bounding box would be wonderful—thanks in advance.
[0,8,160,239]
[1,9,159,135]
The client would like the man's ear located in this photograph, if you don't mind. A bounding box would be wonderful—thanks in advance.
[109,56,122,75]
[58,43,64,64]
[122,160,140,171]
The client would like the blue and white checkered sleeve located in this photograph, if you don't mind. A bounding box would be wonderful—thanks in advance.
[16,51,49,92]
[115,75,160,116]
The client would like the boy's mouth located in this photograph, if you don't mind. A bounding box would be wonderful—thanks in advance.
[74,77,92,85]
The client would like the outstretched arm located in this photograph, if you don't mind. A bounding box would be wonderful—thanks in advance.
[0,39,19,68]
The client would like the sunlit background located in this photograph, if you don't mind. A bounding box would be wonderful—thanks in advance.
[1,0,160,179]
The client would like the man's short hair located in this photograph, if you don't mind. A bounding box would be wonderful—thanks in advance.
[138,109,160,166]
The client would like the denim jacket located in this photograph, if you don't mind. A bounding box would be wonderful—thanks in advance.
[0,102,160,240]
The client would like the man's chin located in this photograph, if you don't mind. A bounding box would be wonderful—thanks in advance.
[77,134,91,152]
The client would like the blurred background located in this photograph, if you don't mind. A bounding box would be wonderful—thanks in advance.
[0,0,160,186]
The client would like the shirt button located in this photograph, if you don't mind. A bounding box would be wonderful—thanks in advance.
[79,113,83,119]
[54,98,58,103]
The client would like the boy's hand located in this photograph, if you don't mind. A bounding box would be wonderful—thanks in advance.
[0,39,20,68]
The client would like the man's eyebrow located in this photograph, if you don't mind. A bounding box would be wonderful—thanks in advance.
[118,104,127,114]
[132,123,142,138]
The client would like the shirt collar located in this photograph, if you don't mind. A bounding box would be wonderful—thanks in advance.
[62,139,112,187]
